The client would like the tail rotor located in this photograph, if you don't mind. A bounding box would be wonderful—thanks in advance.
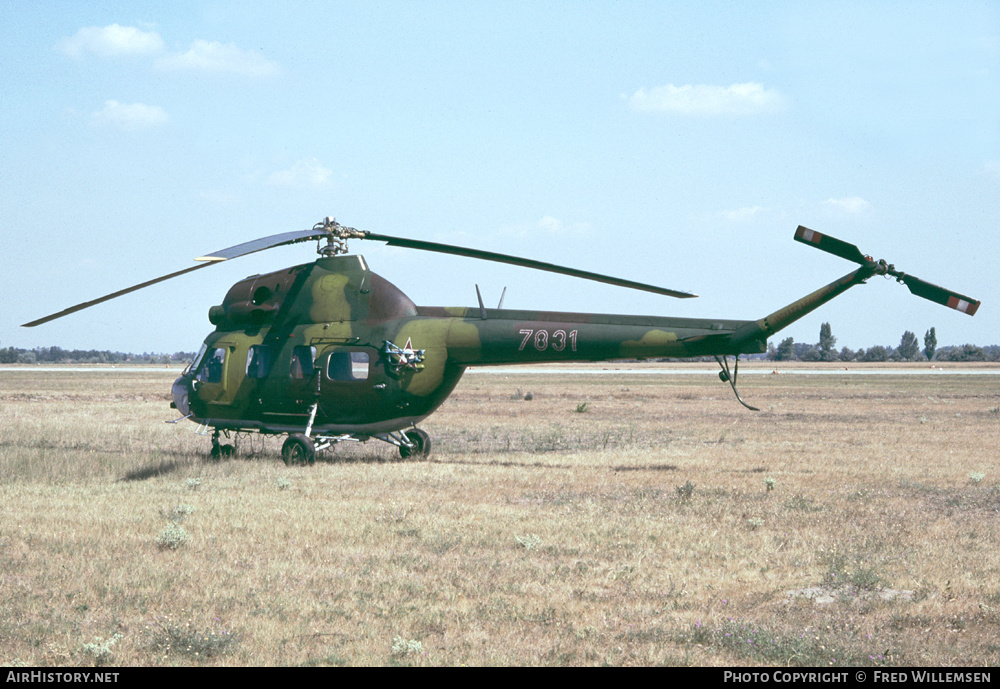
[794,225,980,316]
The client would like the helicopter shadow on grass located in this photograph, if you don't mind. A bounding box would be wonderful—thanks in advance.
[306,447,572,468]
[426,457,681,472]
[0,437,208,483]
[118,443,275,481]
[119,455,682,478]
[120,458,191,482]
[612,464,680,472]
[118,446,253,481]
[286,453,680,471]
[426,456,576,470]
[304,440,684,471]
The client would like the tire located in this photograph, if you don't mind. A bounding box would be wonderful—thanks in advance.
[209,442,234,460]
[399,428,431,459]
[282,434,315,465]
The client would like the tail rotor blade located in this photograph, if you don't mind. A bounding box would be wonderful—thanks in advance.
[794,226,868,264]
[901,274,980,316]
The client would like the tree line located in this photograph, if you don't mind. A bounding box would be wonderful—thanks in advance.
[767,324,998,362]
[0,346,197,365]
[3,330,996,365]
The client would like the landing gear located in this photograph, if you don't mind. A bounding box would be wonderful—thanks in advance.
[210,430,235,460]
[300,427,431,461]
[282,433,316,465]
[205,426,431,465]
[398,428,431,459]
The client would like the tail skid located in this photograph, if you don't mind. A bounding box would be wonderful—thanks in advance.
[715,355,759,411]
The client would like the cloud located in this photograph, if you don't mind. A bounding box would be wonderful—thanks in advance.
[58,24,164,58]
[267,159,332,188]
[90,100,169,131]
[629,82,786,116]
[536,215,590,234]
[498,216,591,239]
[155,40,280,77]
[537,215,562,232]
[721,205,767,222]
[59,25,279,77]
[823,197,869,214]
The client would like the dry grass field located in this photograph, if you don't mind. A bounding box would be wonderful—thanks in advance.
[1,362,998,667]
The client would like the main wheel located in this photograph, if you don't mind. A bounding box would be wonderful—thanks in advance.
[282,434,315,465]
[399,428,431,459]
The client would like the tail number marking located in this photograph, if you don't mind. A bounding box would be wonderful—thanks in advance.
[518,329,578,353]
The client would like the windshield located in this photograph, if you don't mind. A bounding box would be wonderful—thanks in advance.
[183,343,209,376]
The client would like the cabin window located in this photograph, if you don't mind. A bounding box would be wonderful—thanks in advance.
[195,348,226,383]
[246,345,272,379]
[327,351,370,381]
[289,345,316,379]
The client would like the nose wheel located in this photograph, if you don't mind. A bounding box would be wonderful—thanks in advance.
[210,430,235,460]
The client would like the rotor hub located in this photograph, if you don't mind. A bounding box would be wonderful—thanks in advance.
[315,216,366,256]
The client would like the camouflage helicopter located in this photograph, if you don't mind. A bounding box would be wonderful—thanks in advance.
[24,218,980,464]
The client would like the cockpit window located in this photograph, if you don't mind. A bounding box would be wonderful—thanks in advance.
[196,348,226,383]
[184,343,209,376]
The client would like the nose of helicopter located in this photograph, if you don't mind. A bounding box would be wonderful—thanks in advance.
[171,376,191,417]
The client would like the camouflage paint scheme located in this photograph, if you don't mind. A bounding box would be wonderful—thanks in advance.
[23,219,978,453]
[171,252,875,436]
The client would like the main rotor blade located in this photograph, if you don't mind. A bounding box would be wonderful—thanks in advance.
[195,228,326,261]
[21,263,213,327]
[900,274,980,316]
[23,229,329,328]
[362,232,697,298]
[794,226,868,264]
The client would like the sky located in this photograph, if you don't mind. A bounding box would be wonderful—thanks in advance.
[2,1,998,355]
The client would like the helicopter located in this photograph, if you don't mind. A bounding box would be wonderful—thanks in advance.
[23,218,980,464]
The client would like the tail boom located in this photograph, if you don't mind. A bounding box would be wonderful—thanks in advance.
[730,267,871,349]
